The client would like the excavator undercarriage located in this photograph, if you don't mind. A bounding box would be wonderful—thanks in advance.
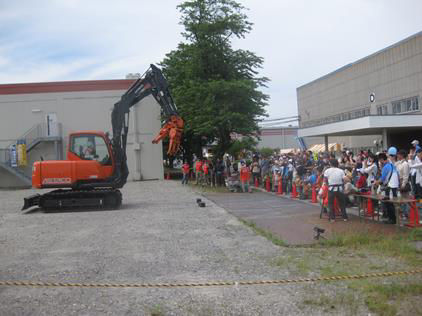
[23,189,122,211]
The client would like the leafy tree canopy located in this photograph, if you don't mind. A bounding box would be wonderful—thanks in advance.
[161,0,269,160]
[226,136,257,159]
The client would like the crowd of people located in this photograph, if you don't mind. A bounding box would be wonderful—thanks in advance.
[182,139,422,224]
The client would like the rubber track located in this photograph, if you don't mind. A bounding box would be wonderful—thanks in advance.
[40,189,122,210]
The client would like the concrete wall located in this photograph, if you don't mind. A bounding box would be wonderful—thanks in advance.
[258,127,379,150]
[0,89,163,183]
[297,32,422,141]
[258,128,299,149]
[0,168,29,188]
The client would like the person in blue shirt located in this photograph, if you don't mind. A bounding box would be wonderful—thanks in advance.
[376,148,400,224]
[309,171,317,186]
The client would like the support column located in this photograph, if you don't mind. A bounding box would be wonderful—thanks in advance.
[54,140,59,160]
[382,128,388,150]
[324,135,329,152]
[282,128,285,149]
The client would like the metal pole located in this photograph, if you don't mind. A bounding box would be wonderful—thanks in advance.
[324,135,329,152]
[382,129,388,150]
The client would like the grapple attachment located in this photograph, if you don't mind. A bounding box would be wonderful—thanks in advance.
[152,115,184,156]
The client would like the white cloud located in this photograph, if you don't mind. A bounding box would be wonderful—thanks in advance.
[1,0,422,117]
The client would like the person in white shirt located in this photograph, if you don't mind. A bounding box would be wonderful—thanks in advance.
[409,142,421,195]
[409,148,422,199]
[396,149,410,218]
[361,153,378,189]
[323,159,348,222]
[396,149,410,192]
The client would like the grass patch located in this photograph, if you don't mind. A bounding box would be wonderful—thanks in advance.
[318,229,422,266]
[270,254,311,274]
[302,292,360,315]
[149,304,164,316]
[349,281,422,316]
[238,218,287,247]
[188,183,230,193]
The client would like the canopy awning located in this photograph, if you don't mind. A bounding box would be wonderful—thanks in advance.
[279,148,295,154]
[308,143,341,152]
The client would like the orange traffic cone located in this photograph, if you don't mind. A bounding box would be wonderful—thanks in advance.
[311,185,317,203]
[291,183,298,198]
[278,178,283,195]
[406,201,421,228]
[265,177,271,192]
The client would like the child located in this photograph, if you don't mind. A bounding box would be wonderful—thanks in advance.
[203,161,210,185]
[274,171,281,192]
[195,159,203,184]
[181,161,190,185]
[240,162,251,193]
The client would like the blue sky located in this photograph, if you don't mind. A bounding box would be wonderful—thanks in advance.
[1,0,422,119]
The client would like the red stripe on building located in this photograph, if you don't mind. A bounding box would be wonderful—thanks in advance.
[260,130,298,136]
[0,79,136,95]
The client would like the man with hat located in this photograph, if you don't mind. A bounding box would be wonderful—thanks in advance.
[411,140,421,152]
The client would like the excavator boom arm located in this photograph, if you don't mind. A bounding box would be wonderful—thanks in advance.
[108,64,183,188]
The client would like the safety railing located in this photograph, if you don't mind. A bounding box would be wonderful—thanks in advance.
[20,122,62,148]
[0,122,62,167]
[0,148,10,165]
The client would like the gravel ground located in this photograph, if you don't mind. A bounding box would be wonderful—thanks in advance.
[0,181,325,316]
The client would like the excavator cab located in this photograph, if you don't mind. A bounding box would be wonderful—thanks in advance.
[68,133,113,166]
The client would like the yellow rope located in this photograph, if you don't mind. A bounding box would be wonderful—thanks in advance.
[1,269,421,288]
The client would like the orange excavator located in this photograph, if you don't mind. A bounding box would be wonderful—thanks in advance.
[22,64,183,211]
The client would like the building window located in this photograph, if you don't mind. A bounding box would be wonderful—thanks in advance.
[376,104,388,115]
[412,97,419,111]
[392,96,419,114]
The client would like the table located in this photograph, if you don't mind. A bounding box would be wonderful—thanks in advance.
[352,193,416,227]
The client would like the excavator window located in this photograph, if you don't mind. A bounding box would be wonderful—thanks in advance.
[70,135,112,165]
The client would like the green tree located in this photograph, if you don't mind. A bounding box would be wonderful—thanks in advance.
[160,0,268,162]
[258,147,274,158]
[226,136,258,159]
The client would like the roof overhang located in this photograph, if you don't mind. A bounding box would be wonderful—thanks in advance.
[298,115,422,137]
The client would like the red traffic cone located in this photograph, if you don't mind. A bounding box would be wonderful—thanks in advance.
[311,185,317,203]
[277,178,282,195]
[255,177,259,188]
[406,201,421,228]
[265,177,271,192]
[334,197,341,216]
[291,183,298,198]
[367,197,374,216]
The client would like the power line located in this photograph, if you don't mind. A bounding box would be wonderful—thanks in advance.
[260,115,299,123]
[259,119,299,127]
